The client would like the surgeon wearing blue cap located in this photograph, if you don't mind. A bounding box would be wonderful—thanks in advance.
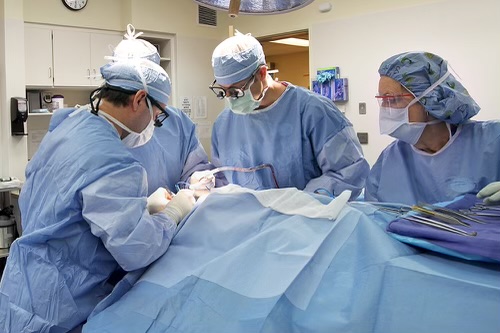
[365,51,500,205]
[0,25,195,332]
[209,31,369,199]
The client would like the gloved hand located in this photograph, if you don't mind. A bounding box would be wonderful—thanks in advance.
[147,187,172,214]
[190,170,215,198]
[477,181,500,205]
[162,189,196,224]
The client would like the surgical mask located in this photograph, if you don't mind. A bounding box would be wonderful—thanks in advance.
[122,117,155,148]
[98,99,155,148]
[384,115,440,145]
[227,80,268,115]
[379,70,451,144]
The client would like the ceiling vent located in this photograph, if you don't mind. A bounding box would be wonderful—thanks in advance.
[198,5,217,27]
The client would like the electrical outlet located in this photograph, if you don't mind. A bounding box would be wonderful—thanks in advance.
[359,102,366,115]
[357,132,368,144]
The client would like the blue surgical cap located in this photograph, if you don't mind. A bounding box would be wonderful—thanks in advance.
[100,24,171,105]
[212,31,266,85]
[378,51,480,124]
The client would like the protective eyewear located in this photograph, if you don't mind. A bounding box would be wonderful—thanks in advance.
[375,94,414,108]
[147,96,170,127]
[209,70,257,100]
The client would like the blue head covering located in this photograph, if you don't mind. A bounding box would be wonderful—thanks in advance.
[212,31,266,85]
[378,51,480,124]
[100,24,171,105]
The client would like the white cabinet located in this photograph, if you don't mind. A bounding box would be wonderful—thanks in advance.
[141,31,176,105]
[90,33,123,86]
[25,24,122,88]
[24,26,53,86]
[52,29,122,87]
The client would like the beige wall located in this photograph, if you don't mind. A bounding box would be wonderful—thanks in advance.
[2,0,495,178]
[310,0,500,165]
[266,52,309,89]
[230,0,443,38]
[0,0,230,179]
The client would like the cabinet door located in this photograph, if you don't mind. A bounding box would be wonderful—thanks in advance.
[90,32,123,86]
[53,29,91,86]
[25,26,53,86]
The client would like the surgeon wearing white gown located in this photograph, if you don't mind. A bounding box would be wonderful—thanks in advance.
[365,51,500,205]
[209,31,369,199]
[0,25,195,333]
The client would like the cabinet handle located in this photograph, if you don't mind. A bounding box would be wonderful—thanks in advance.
[93,69,97,79]
[48,67,52,78]
[87,69,91,79]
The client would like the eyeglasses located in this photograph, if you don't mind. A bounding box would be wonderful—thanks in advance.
[209,68,260,100]
[148,96,170,127]
[375,94,414,108]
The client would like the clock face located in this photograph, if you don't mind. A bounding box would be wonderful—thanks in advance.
[62,0,88,11]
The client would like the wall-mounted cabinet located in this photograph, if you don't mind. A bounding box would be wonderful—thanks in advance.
[23,24,176,160]
[25,24,122,88]
[24,25,53,86]
[24,24,176,99]
[52,29,122,87]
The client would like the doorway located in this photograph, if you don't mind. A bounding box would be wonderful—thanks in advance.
[258,30,309,89]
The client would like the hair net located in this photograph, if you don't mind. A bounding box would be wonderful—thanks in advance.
[100,24,171,105]
[212,30,266,86]
[378,51,480,124]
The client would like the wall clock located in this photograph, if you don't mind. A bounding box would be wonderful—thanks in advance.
[62,0,88,11]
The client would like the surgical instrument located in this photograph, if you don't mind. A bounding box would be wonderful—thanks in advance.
[402,215,477,237]
[459,209,500,218]
[179,164,280,192]
[470,204,500,212]
[411,205,469,226]
[419,203,485,224]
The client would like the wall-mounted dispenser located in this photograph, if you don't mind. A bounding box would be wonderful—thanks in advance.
[11,97,28,136]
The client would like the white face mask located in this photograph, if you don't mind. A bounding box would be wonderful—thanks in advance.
[227,80,268,115]
[99,99,155,148]
[380,108,440,145]
[121,117,155,148]
[379,70,451,145]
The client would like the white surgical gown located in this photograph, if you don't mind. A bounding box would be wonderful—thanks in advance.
[365,120,500,205]
[129,106,212,194]
[211,83,369,199]
[0,107,177,332]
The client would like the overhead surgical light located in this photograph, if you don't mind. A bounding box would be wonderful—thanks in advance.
[193,0,315,18]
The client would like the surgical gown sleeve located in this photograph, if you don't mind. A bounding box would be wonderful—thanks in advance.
[81,164,177,271]
[303,112,369,200]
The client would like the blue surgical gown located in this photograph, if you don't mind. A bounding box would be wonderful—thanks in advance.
[211,83,370,199]
[0,107,177,332]
[365,120,500,205]
[129,106,212,195]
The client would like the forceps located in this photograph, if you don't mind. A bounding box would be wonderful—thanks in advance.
[411,205,469,226]
[418,203,485,225]
[403,215,477,237]
[471,204,500,212]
